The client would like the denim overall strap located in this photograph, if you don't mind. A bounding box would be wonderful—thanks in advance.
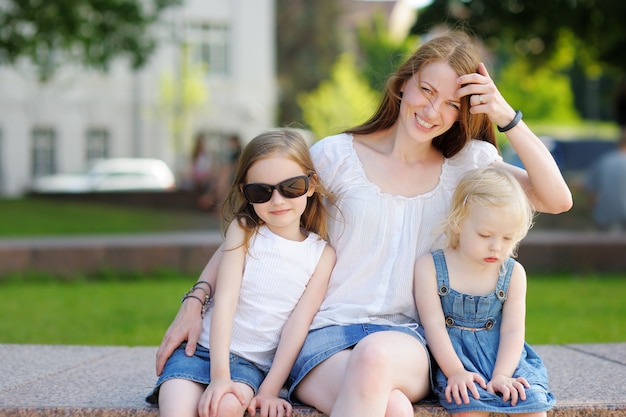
[495,257,515,302]
[431,249,451,297]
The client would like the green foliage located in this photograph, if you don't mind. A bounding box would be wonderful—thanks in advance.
[496,58,580,123]
[275,0,343,125]
[414,0,626,74]
[154,43,210,166]
[298,53,379,140]
[355,11,419,91]
[492,30,580,123]
[0,0,181,80]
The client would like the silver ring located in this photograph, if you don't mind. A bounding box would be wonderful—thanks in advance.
[479,95,484,104]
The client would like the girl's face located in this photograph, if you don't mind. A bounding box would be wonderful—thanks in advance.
[399,61,461,142]
[244,155,314,238]
[456,204,519,268]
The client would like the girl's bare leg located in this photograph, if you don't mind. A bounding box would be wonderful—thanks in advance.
[158,378,205,417]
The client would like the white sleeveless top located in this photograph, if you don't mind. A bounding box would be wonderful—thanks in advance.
[199,225,327,371]
[309,133,501,330]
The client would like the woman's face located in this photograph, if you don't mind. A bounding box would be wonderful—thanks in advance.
[399,61,461,141]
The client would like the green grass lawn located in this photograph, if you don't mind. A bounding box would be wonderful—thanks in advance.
[525,274,625,344]
[0,275,193,346]
[0,273,623,346]
[0,197,219,236]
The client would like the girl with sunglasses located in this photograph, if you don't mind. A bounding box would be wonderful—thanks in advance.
[155,31,572,417]
[147,129,336,417]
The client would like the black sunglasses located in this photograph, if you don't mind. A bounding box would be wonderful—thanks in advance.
[242,175,310,204]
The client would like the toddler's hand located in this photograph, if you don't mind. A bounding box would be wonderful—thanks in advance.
[445,370,487,405]
[248,393,292,417]
[487,374,530,406]
[198,378,246,417]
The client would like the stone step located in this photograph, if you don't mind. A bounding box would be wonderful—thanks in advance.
[0,343,624,417]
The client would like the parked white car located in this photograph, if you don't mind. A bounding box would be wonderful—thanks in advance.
[31,158,177,193]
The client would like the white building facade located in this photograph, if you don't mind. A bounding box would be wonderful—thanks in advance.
[0,0,276,196]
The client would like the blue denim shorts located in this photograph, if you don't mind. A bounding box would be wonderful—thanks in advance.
[145,343,266,404]
[286,323,429,400]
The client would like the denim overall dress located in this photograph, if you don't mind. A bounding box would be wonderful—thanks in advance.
[431,249,556,413]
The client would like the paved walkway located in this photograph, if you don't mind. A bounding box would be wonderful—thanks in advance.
[0,343,624,417]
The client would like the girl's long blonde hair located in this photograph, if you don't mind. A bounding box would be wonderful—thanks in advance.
[220,128,334,250]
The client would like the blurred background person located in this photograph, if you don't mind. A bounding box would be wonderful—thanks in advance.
[583,82,626,232]
[214,134,242,207]
[191,133,216,210]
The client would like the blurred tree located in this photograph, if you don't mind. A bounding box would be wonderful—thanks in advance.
[356,10,419,91]
[413,0,626,75]
[155,43,209,173]
[275,0,343,126]
[0,0,181,81]
[296,5,421,137]
[495,30,580,123]
[298,53,379,140]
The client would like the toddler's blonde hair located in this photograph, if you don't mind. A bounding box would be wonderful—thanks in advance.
[441,167,535,257]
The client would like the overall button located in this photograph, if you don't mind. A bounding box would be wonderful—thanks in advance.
[445,317,454,327]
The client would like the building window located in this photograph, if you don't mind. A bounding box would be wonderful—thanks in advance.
[86,128,110,162]
[32,128,56,177]
[187,22,229,76]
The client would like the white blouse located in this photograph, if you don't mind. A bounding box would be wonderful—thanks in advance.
[310,133,501,329]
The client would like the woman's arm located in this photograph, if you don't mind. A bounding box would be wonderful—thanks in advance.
[457,63,573,214]
[155,243,224,375]
[492,125,572,214]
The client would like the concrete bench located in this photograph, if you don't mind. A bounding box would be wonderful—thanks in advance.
[0,343,624,417]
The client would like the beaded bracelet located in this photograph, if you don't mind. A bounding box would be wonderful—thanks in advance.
[182,287,212,318]
[497,110,523,133]
[193,280,214,299]
[182,294,205,307]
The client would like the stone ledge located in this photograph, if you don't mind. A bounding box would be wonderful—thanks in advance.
[0,232,223,277]
[1,231,625,277]
[0,343,624,417]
